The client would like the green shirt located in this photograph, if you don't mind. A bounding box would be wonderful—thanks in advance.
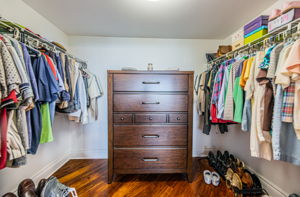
[233,76,244,123]
[40,103,54,144]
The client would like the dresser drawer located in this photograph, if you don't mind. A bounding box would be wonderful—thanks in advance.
[113,114,133,123]
[114,94,188,112]
[114,125,187,146]
[169,113,188,123]
[135,113,167,123]
[113,74,188,92]
[114,149,186,169]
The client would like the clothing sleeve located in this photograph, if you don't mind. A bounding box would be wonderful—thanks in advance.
[89,75,102,99]
[286,40,300,74]
[275,45,292,88]
[239,60,248,88]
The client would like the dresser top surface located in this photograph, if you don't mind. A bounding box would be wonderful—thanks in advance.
[107,70,194,75]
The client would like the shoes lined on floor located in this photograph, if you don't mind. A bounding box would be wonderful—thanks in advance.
[207,150,269,196]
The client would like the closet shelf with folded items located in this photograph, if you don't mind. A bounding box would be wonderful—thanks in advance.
[0,16,103,170]
[196,18,300,166]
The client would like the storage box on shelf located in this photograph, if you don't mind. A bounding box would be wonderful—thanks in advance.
[244,26,268,45]
[232,39,244,50]
[231,28,244,50]
[269,8,300,32]
[244,15,269,45]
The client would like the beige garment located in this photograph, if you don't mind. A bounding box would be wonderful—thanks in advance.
[198,72,206,114]
[60,53,69,92]
[250,51,273,161]
[244,56,257,100]
[223,60,243,120]
[7,110,26,161]
[57,54,69,109]
[87,74,102,122]
[70,59,79,98]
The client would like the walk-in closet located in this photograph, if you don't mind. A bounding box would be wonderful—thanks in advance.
[0,0,300,197]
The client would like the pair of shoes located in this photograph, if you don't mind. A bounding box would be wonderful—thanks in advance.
[18,179,37,197]
[17,178,48,197]
[203,170,220,186]
[41,176,73,197]
[16,177,74,197]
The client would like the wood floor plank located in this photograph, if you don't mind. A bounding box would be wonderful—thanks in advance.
[52,158,234,197]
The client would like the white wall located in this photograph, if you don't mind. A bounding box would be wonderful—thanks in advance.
[68,36,223,158]
[0,0,80,194]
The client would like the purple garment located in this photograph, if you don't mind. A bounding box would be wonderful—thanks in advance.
[21,44,40,152]
[235,61,245,78]
[21,43,39,101]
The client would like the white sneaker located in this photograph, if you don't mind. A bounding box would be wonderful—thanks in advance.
[203,170,212,184]
[212,172,220,186]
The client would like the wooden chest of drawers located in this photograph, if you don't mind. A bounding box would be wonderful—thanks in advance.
[107,70,194,183]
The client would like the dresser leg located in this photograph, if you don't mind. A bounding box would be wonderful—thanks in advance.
[187,173,193,183]
[108,172,114,184]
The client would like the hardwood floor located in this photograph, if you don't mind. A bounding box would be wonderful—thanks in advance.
[52,158,234,197]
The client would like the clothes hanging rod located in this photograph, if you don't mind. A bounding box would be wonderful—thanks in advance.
[208,17,300,65]
[0,16,87,66]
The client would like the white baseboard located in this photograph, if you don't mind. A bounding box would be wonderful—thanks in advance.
[70,148,107,159]
[11,153,70,194]
[193,147,217,157]
[247,166,288,197]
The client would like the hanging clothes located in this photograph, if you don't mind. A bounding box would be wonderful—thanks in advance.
[198,37,300,166]
[0,31,103,170]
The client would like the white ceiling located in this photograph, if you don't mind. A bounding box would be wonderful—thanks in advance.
[23,0,276,39]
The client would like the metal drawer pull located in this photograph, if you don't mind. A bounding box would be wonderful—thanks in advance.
[120,117,124,120]
[142,135,159,138]
[177,117,181,120]
[142,102,160,104]
[142,81,160,84]
[142,158,159,162]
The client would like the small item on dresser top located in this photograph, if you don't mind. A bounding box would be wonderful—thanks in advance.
[147,63,153,71]
[121,67,138,71]
[155,67,180,71]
